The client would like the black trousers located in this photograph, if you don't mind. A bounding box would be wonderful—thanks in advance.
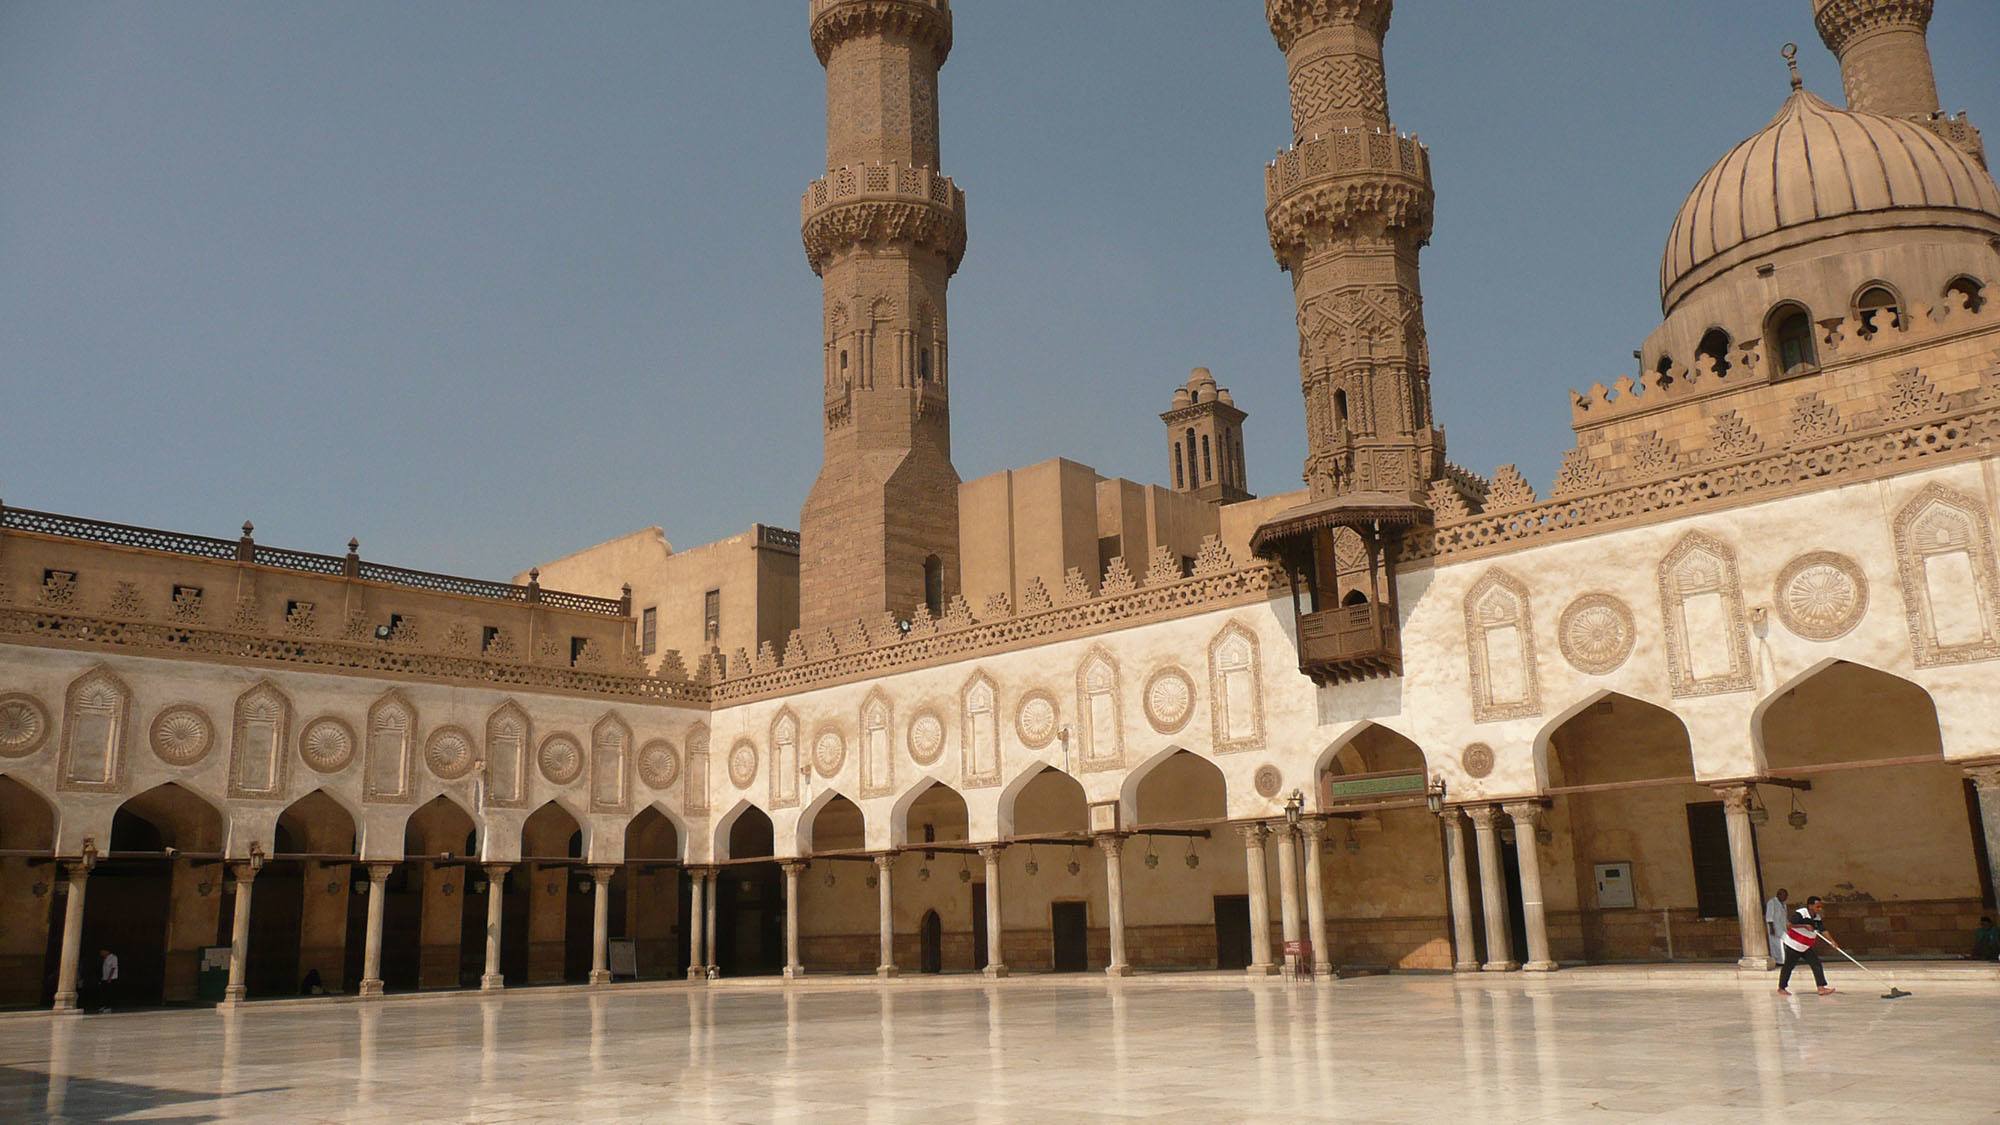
[1779,946,1826,989]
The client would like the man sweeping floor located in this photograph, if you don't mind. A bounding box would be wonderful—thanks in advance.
[1777,895,1838,997]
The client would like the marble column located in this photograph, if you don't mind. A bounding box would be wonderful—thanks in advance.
[1274,823,1305,979]
[360,862,393,997]
[480,864,510,991]
[1299,819,1333,979]
[1098,836,1131,977]
[1239,824,1277,975]
[703,870,719,979]
[874,854,898,977]
[221,861,260,1006]
[979,845,1007,979]
[1966,766,2000,908]
[1716,785,1772,970]
[1467,805,1517,971]
[781,862,805,979]
[50,862,89,1013]
[1501,802,1556,972]
[588,866,615,986]
[685,868,706,980]
[1441,809,1480,972]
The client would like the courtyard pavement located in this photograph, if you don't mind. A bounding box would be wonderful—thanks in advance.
[0,972,1994,1123]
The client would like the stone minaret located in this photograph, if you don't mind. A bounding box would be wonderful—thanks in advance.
[1813,0,1984,164]
[1265,0,1443,505]
[799,0,968,632]
[1162,368,1252,504]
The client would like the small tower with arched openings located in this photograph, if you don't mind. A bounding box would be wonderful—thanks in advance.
[1161,367,1251,504]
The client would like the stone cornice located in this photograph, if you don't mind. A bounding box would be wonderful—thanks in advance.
[1266,0,1392,54]
[810,0,952,66]
[802,163,967,276]
[1813,0,1932,54]
[1266,176,1433,268]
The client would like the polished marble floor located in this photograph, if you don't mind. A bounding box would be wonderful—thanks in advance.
[1,974,1995,1123]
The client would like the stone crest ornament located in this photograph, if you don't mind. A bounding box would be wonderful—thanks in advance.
[1557,593,1636,675]
[149,705,215,767]
[1253,764,1283,799]
[1774,551,1868,641]
[1462,743,1495,780]
[812,728,846,778]
[425,726,478,781]
[1016,691,1059,750]
[0,695,51,759]
[298,717,355,774]
[727,739,759,790]
[638,740,680,790]
[908,711,944,766]
[538,733,584,786]
[1142,665,1196,734]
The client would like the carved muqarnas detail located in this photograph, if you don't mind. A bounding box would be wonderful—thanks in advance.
[1557,593,1636,676]
[1707,411,1765,461]
[1463,569,1541,722]
[1787,393,1845,446]
[149,705,215,767]
[1892,483,2000,667]
[1658,531,1754,697]
[1774,551,1869,642]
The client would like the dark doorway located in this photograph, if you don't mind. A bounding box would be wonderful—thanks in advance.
[1213,895,1252,970]
[1966,780,1996,909]
[70,859,173,1008]
[458,870,489,988]
[563,870,594,982]
[971,884,989,971]
[1051,901,1088,972]
[502,868,530,984]
[919,910,943,974]
[1499,834,1529,964]
[341,868,369,993]
[381,867,422,991]
[715,866,783,975]
[242,860,304,997]
[1685,801,1739,919]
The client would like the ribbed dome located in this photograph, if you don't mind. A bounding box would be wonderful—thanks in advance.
[1660,88,2000,307]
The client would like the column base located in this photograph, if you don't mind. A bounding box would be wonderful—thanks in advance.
[1482,961,1519,972]
[1522,961,1558,973]
[480,974,506,991]
[223,985,247,1004]
[686,969,707,982]
[52,993,78,1012]
[705,966,720,980]
[1738,956,1775,972]
[1104,964,1133,978]
[876,965,900,978]
[982,964,1008,979]
[783,965,806,980]
[1245,963,1279,977]
[588,970,612,986]
[1453,961,1482,974]
[1311,962,1337,980]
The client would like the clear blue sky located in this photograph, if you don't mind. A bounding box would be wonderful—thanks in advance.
[3,2,1995,580]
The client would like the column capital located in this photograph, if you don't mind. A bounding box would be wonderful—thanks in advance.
[976,844,1005,861]
[1463,803,1501,829]
[1236,822,1268,845]
[588,865,618,883]
[482,862,513,877]
[1094,834,1124,856]
[228,860,261,884]
[1500,800,1544,826]
[1712,783,1755,812]
[1963,761,2000,790]
[873,852,896,871]
[1296,817,1327,840]
[367,861,397,882]
[781,860,808,876]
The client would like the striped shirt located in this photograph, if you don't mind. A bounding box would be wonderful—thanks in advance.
[1781,907,1824,953]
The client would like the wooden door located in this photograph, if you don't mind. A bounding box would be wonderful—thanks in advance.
[1051,901,1088,972]
[1213,895,1251,970]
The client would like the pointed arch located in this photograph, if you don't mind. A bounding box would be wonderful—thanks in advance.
[117,781,227,851]
[403,791,478,858]
[483,700,532,809]
[1462,568,1540,722]
[1313,722,1429,812]
[227,680,293,799]
[363,690,418,804]
[275,788,358,855]
[1658,530,1753,697]
[959,670,1001,788]
[1531,690,1693,791]
[590,712,634,814]
[624,803,686,862]
[0,772,58,850]
[860,689,894,797]
[797,788,865,854]
[891,777,969,847]
[712,799,774,861]
[59,665,132,792]
[1119,744,1229,824]
[1753,658,1942,771]
[769,708,801,810]
[1207,621,1264,752]
[998,763,1086,838]
[521,798,585,860]
[1074,645,1125,771]
[1892,482,2000,666]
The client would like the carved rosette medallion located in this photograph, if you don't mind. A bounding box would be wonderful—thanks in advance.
[148,705,215,767]
[812,728,847,779]
[538,734,584,786]
[0,695,50,759]
[1016,692,1058,750]
[299,717,356,774]
[1775,551,1868,641]
[1462,742,1495,780]
[727,739,758,790]
[1253,764,1284,799]
[1142,666,1196,734]
[908,711,945,766]
[638,740,680,790]
[425,726,478,781]
[1557,593,1635,675]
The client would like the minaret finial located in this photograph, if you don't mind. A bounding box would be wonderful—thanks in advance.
[1782,43,1802,92]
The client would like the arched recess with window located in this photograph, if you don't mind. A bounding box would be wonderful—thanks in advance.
[624,806,686,980]
[1944,275,1986,313]
[1765,301,1817,376]
[520,800,590,984]
[1314,724,1448,971]
[1852,282,1902,337]
[1693,327,1732,376]
[78,783,227,1007]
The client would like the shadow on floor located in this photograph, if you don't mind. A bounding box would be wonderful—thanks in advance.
[0,1064,287,1123]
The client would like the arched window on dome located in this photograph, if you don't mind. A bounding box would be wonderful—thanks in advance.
[1853,284,1902,338]
[1695,328,1732,377]
[1765,303,1818,378]
[1655,354,1675,378]
[1945,276,1986,314]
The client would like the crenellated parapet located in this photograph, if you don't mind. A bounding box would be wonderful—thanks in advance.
[809,0,952,65]
[801,163,967,277]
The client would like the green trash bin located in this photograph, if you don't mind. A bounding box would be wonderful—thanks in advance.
[196,946,231,1003]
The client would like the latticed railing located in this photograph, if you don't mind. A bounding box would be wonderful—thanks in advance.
[0,503,626,616]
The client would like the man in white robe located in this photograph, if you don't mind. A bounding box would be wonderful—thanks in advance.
[1763,887,1789,967]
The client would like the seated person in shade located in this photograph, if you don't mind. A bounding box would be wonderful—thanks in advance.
[1972,916,2000,962]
